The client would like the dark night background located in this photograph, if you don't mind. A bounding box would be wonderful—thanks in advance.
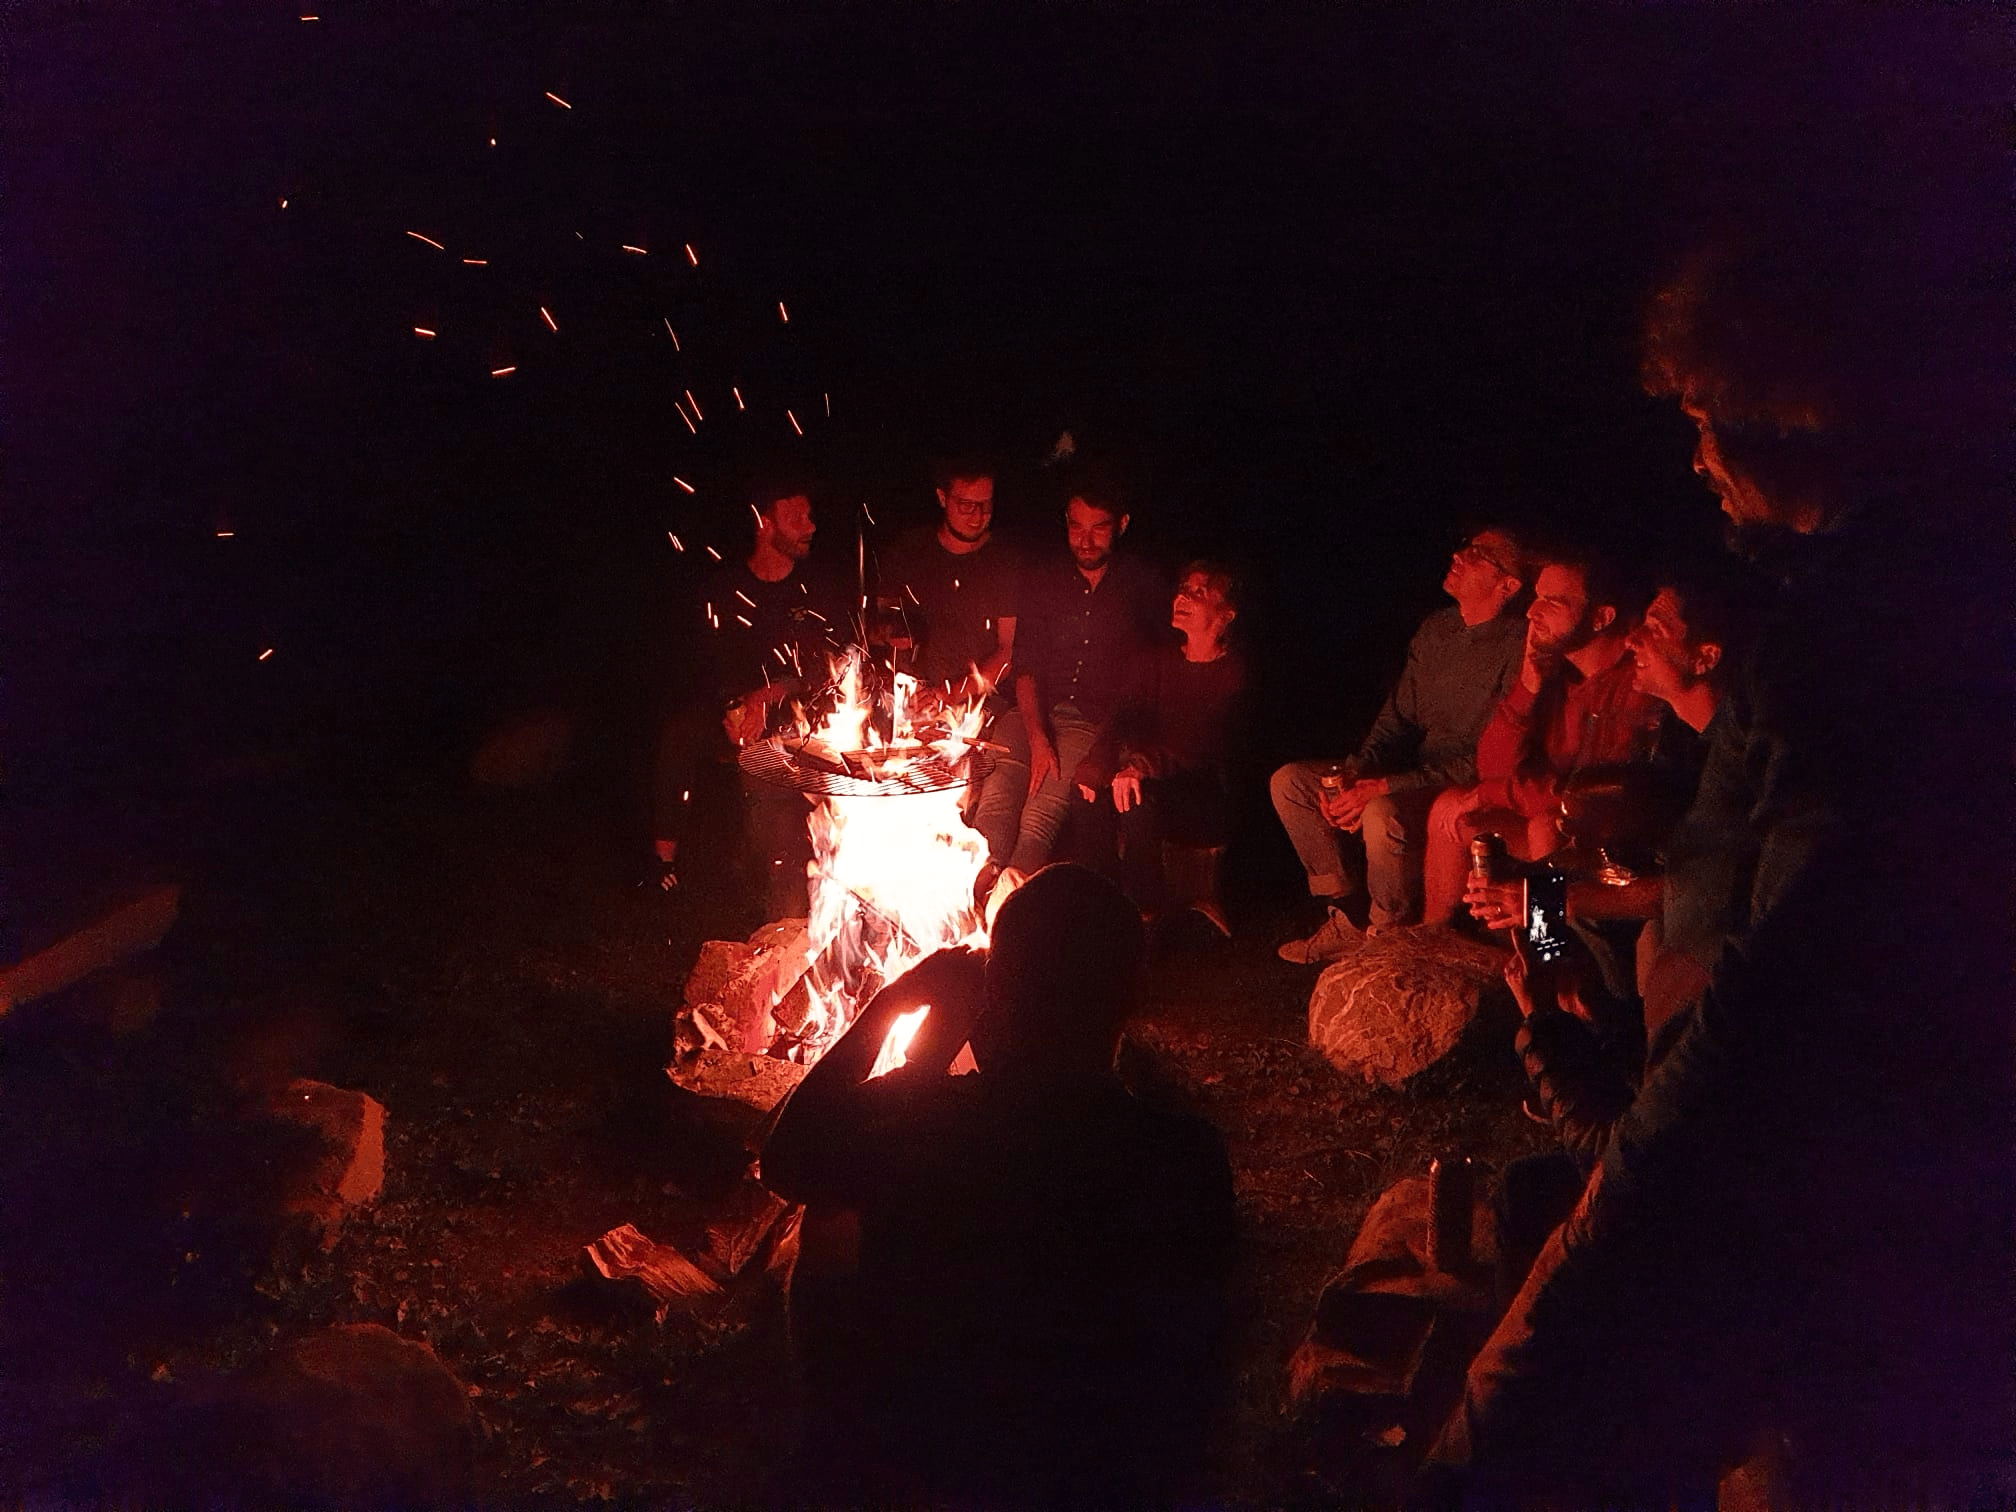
[0,6,2008,1503]
[5,4,2004,916]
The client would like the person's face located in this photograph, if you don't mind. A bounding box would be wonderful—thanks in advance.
[1626,586,1719,705]
[1444,529,1520,601]
[936,475,995,544]
[1683,399,1781,530]
[1171,571,1234,642]
[1065,497,1126,573]
[1526,563,1608,656]
[764,494,816,560]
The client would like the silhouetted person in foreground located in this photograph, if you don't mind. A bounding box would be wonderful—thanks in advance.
[1418,225,2011,1507]
[762,865,1236,1508]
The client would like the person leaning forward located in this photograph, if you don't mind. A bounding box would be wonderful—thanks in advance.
[972,475,1165,900]
[1274,526,1530,962]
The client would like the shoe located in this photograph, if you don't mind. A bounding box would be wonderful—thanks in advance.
[1276,906,1363,965]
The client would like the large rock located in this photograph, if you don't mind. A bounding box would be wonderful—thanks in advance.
[1308,928,1511,1087]
[268,1078,386,1246]
[208,1324,474,1506]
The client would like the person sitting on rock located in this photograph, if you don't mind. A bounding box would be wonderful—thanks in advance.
[761,864,1236,1509]
[1273,525,1532,964]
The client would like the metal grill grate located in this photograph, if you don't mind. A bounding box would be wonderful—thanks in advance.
[739,738,992,798]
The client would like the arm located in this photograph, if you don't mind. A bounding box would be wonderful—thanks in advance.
[1016,671,1059,792]
[1468,677,1540,812]
[760,949,987,1206]
[971,615,1016,697]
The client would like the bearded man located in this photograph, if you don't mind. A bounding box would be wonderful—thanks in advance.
[1420,543,1665,925]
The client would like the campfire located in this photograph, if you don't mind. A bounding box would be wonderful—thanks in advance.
[675,650,993,1083]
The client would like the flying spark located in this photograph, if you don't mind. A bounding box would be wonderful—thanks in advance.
[778,301,789,322]
[861,502,876,525]
[684,243,698,266]
[539,306,557,331]
[622,244,647,255]
[258,647,276,661]
[488,137,497,147]
[676,403,697,434]
[732,386,745,410]
[668,533,685,550]
[299,13,318,19]
[684,389,703,420]
[734,589,757,608]
[405,231,445,250]
[735,615,754,628]
[491,365,516,377]
[787,409,804,436]
[216,530,235,539]
[824,392,831,416]
[545,91,572,109]
[673,477,696,493]
[662,319,680,350]
[278,197,288,209]
[705,546,722,561]
[413,326,436,339]
[461,257,486,265]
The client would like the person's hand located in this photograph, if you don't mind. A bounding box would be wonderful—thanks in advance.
[1321,777,1387,832]
[722,696,766,746]
[1111,767,1144,814]
[1504,934,1534,1017]
[1520,644,1560,695]
[653,838,679,890]
[1027,733,1059,795]
[1465,875,1523,932]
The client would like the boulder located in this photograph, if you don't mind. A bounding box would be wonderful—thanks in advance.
[1308,928,1512,1087]
[209,1324,473,1506]
[268,1078,386,1246]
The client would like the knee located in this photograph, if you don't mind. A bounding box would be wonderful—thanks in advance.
[1428,786,1472,844]
[1361,791,1401,840]
[1270,761,1312,811]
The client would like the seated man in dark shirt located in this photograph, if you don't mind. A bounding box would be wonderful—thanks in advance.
[875,454,1020,704]
[651,478,846,915]
[762,864,1237,1509]
[971,474,1165,905]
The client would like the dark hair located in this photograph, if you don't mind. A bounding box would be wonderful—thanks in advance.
[986,864,1143,1067]
[748,470,818,518]
[1533,539,1651,628]
[1055,460,1130,523]
[1179,559,1242,617]
[1656,556,1762,672]
[930,454,996,493]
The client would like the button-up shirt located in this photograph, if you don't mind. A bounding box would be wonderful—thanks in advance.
[1012,552,1166,726]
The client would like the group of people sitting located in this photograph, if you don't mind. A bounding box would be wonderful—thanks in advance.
[659,230,2005,1510]
[652,458,1251,929]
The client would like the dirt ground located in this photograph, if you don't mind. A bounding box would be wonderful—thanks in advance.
[3,763,1552,1507]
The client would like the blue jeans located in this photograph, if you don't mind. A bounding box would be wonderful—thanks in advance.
[972,703,1102,874]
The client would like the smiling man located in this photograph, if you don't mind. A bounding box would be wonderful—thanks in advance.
[876,455,1019,700]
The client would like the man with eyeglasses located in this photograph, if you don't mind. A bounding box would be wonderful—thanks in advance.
[1273,526,1532,962]
[876,456,1019,704]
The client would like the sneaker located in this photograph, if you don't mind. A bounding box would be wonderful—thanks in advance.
[1276,906,1363,965]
